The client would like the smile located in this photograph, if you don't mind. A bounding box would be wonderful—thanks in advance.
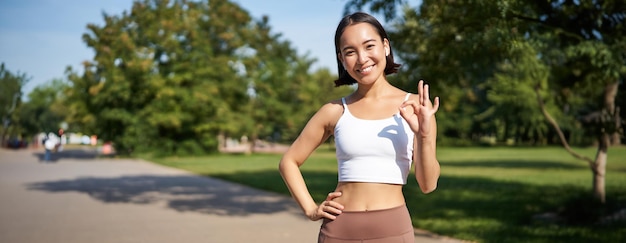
[358,65,374,74]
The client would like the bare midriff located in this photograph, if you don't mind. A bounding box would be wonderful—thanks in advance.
[332,182,406,212]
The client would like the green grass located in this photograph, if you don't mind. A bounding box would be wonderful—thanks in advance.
[148,146,626,243]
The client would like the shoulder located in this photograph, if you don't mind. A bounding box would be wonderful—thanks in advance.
[320,98,344,114]
[316,99,344,121]
[306,98,345,130]
[293,98,345,142]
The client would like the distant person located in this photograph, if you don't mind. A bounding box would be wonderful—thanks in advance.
[43,135,57,162]
[279,12,441,242]
[57,128,65,152]
[102,141,112,155]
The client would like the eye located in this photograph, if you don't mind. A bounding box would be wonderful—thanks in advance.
[344,50,355,56]
[366,44,375,49]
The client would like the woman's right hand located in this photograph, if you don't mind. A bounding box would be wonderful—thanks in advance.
[307,192,344,221]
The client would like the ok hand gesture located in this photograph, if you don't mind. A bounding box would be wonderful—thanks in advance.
[399,80,440,137]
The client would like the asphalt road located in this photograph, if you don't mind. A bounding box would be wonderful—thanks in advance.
[0,146,463,243]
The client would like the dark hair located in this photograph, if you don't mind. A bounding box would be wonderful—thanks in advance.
[333,12,401,87]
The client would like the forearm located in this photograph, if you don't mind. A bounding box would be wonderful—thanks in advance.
[414,127,440,193]
[278,159,318,217]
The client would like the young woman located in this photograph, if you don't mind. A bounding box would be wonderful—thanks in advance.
[279,12,440,242]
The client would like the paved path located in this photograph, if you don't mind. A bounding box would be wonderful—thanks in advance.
[0,147,463,243]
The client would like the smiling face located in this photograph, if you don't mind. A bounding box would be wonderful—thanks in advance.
[337,22,390,86]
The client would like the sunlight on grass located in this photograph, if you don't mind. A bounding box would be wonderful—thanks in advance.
[148,146,626,242]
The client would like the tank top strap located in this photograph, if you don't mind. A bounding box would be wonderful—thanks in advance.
[403,93,411,101]
[341,97,348,109]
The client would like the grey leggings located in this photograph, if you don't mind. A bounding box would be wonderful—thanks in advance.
[318,205,415,243]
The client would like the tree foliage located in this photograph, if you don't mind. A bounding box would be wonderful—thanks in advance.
[0,63,29,144]
[19,79,69,137]
[64,0,350,156]
[344,0,625,204]
[344,0,625,146]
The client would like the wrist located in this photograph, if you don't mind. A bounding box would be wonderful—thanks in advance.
[304,204,319,221]
[305,209,319,221]
[415,131,434,139]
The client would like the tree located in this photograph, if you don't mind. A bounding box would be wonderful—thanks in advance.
[64,0,341,156]
[517,0,626,203]
[483,42,553,145]
[346,0,521,145]
[0,63,29,146]
[238,16,315,146]
[19,79,69,137]
[65,0,258,155]
[240,16,352,145]
[344,0,625,202]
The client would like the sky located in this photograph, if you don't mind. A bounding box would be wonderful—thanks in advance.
[0,0,418,97]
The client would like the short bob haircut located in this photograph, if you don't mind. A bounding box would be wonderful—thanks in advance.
[334,12,401,87]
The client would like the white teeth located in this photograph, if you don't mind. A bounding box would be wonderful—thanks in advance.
[360,65,373,73]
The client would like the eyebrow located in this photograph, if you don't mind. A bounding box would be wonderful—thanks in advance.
[341,39,376,53]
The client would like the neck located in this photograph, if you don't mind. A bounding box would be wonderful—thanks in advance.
[355,78,394,99]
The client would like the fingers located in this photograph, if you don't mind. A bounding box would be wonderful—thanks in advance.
[325,192,343,211]
[319,192,344,220]
[398,100,418,119]
[399,100,419,112]
[326,191,343,201]
[321,201,344,216]
[417,80,437,109]
[423,83,430,104]
[417,80,424,104]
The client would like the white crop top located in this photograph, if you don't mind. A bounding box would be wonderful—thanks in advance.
[334,93,414,185]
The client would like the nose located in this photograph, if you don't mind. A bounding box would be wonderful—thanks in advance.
[356,50,368,64]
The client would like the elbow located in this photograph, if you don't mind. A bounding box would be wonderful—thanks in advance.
[278,158,288,176]
[420,183,438,194]
[278,157,297,176]
[416,161,440,194]
[416,173,439,194]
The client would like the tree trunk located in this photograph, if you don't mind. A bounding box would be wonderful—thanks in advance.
[611,133,621,145]
[604,82,621,146]
[610,105,622,146]
[536,81,620,204]
[591,81,619,203]
[592,133,609,203]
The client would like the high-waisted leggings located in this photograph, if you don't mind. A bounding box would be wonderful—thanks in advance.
[318,204,414,243]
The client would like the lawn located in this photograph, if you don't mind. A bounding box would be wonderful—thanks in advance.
[148,146,626,243]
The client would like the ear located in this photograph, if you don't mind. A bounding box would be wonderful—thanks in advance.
[383,38,390,56]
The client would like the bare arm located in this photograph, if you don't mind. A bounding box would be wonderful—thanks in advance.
[414,118,440,193]
[399,80,441,193]
[278,103,344,220]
